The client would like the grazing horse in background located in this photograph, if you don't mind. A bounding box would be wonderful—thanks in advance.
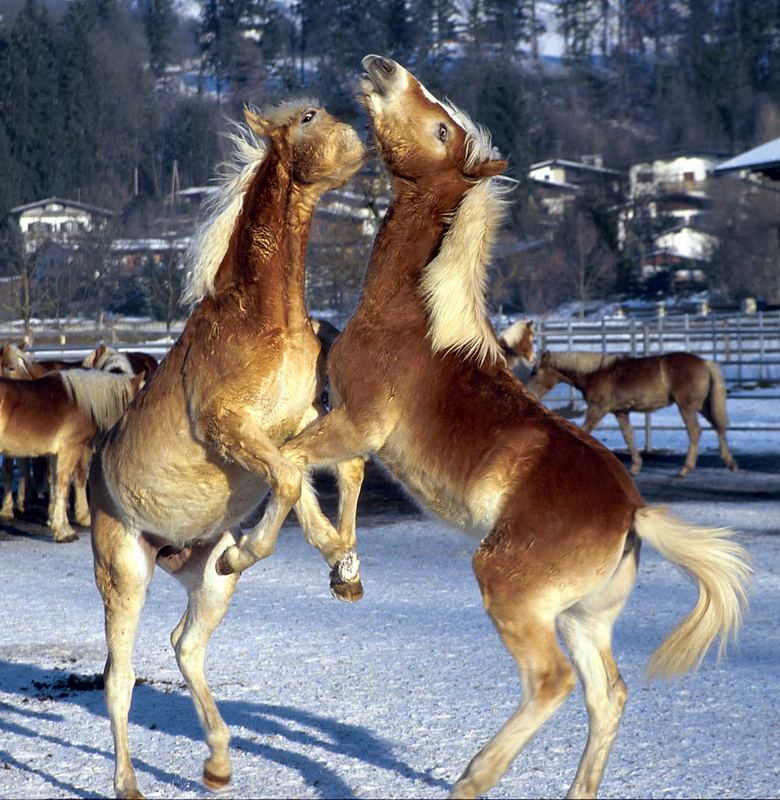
[89,101,366,798]
[0,370,143,541]
[82,343,157,376]
[527,350,737,478]
[220,57,750,799]
[497,319,535,379]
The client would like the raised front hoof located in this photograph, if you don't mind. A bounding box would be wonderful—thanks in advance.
[215,546,245,576]
[54,531,79,544]
[203,766,231,792]
[330,579,364,603]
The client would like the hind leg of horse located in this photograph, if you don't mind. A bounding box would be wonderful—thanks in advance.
[677,406,701,478]
[163,532,239,790]
[451,577,576,798]
[1,458,15,520]
[93,510,155,799]
[557,544,638,798]
[72,447,92,527]
[582,407,606,436]
[614,411,642,475]
[50,448,81,542]
[700,407,738,472]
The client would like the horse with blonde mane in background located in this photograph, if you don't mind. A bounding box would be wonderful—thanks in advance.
[0,368,143,541]
[218,57,750,799]
[88,101,366,798]
[82,343,158,376]
[497,318,534,379]
[0,342,139,528]
[527,350,737,478]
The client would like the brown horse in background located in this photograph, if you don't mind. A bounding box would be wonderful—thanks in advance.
[0,369,143,541]
[527,350,737,477]
[220,57,750,799]
[82,343,158,376]
[89,101,366,798]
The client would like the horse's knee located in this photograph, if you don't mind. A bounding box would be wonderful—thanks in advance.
[274,460,302,506]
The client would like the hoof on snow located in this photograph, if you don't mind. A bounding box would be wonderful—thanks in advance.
[203,767,231,791]
[54,532,79,544]
[330,578,364,603]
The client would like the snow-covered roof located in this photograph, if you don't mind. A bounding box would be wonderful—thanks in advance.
[530,158,625,178]
[714,137,780,177]
[9,197,114,216]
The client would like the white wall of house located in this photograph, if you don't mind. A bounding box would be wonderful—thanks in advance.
[654,226,717,260]
[529,164,568,184]
[629,155,719,198]
[17,202,95,237]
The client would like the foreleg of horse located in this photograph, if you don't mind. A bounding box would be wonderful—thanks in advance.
[614,411,642,475]
[93,509,155,799]
[293,466,365,601]
[1,458,14,520]
[162,533,239,790]
[15,457,28,514]
[677,406,701,478]
[557,548,637,799]
[451,557,575,799]
[72,447,92,527]
[46,457,56,526]
[50,449,81,543]
[205,419,301,576]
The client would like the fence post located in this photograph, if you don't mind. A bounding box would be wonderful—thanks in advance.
[643,325,652,452]
[684,314,690,352]
[630,318,637,356]
[736,314,743,385]
[758,311,766,382]
[601,318,607,353]
[711,315,717,360]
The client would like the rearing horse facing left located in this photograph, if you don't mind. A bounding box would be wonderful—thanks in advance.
[89,101,366,799]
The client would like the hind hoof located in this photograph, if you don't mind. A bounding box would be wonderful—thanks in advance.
[331,579,364,603]
[203,767,231,791]
[54,532,79,544]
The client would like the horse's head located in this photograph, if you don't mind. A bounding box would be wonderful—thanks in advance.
[499,320,535,370]
[243,102,365,194]
[525,350,559,399]
[0,342,33,379]
[358,55,507,203]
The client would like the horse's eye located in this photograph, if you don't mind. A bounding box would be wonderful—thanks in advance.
[438,123,448,142]
[301,109,317,124]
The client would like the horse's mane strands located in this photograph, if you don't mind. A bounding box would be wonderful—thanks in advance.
[182,115,268,304]
[181,98,320,305]
[60,370,138,432]
[547,351,619,374]
[419,167,512,367]
[499,319,531,349]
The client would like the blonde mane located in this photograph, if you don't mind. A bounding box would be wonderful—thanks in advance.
[419,127,512,366]
[82,347,134,375]
[547,351,620,375]
[499,319,532,349]
[182,99,319,305]
[60,370,138,432]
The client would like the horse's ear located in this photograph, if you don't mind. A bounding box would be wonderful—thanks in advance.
[467,159,509,179]
[132,370,147,392]
[95,343,106,359]
[527,319,534,330]
[244,108,270,136]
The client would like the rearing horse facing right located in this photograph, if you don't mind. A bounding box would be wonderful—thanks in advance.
[220,57,751,799]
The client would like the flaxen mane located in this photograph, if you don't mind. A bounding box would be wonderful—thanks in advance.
[182,99,318,304]
[419,110,513,366]
[60,370,138,432]
[82,347,134,375]
[547,351,620,375]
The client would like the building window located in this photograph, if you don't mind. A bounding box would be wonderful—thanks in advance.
[637,171,653,183]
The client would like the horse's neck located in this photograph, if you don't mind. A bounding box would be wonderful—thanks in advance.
[551,359,591,392]
[213,154,313,326]
[358,191,447,318]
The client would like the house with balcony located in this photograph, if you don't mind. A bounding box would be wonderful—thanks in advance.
[10,197,114,253]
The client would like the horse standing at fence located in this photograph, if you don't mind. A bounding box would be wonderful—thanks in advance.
[527,350,738,478]
[89,101,366,798]
[219,57,750,799]
[0,369,143,541]
[497,319,535,379]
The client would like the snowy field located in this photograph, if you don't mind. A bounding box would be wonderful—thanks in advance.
[0,447,778,800]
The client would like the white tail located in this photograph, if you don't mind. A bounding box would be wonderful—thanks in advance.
[634,505,751,679]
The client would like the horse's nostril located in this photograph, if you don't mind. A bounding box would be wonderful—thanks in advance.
[378,57,394,75]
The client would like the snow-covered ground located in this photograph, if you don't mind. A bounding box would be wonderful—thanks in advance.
[0,453,778,799]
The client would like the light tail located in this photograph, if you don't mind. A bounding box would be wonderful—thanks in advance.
[633,505,750,679]
[705,360,730,431]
